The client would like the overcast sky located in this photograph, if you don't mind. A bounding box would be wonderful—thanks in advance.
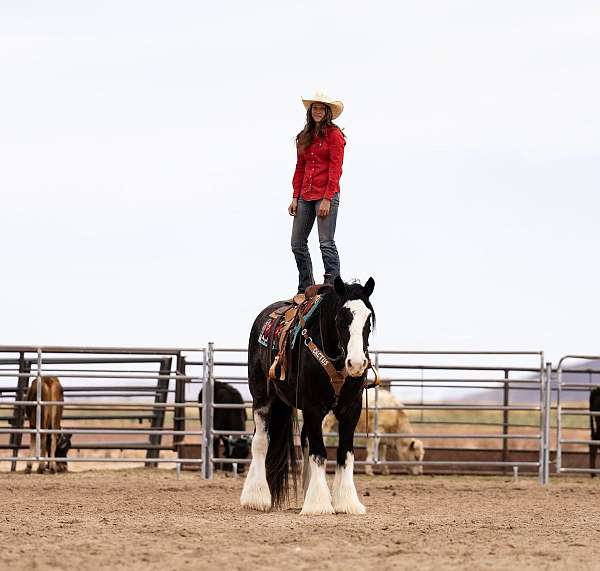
[1,1,599,366]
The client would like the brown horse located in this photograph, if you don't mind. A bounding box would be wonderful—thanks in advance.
[24,376,65,474]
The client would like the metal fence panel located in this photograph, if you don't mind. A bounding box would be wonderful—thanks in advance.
[0,344,556,483]
[556,355,600,476]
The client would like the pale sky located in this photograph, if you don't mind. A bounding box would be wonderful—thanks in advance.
[1,1,599,366]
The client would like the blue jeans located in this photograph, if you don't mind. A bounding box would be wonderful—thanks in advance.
[291,195,340,293]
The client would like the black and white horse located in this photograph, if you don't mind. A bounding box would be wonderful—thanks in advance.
[240,276,375,514]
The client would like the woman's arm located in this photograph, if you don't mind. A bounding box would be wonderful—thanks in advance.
[325,128,345,201]
[292,149,306,199]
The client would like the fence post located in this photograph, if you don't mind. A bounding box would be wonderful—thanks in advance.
[173,354,187,447]
[538,360,546,485]
[10,353,31,471]
[202,342,214,480]
[373,382,380,471]
[556,363,563,474]
[502,369,509,473]
[543,362,552,484]
[145,357,172,467]
[35,349,42,467]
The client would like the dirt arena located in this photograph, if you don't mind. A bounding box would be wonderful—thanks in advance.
[1,469,599,570]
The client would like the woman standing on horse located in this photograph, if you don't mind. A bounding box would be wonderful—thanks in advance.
[289,91,346,293]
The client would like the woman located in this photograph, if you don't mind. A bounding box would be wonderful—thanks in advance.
[289,90,346,293]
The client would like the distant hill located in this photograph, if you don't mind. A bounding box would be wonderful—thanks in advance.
[452,360,600,405]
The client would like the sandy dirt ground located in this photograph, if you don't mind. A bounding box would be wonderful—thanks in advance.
[2,469,600,571]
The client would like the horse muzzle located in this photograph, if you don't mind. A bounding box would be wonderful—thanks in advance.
[345,357,368,377]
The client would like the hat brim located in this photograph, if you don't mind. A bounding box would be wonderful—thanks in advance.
[302,98,344,120]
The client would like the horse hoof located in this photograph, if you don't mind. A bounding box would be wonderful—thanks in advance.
[240,481,272,512]
[24,467,32,475]
[300,503,335,515]
[240,498,271,512]
[333,501,367,515]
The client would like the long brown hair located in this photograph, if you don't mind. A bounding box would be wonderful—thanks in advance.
[295,103,345,152]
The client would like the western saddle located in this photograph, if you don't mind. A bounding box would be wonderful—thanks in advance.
[267,284,330,382]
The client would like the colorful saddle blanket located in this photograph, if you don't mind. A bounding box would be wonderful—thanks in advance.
[258,296,323,351]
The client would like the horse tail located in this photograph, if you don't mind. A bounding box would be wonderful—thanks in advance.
[266,397,298,509]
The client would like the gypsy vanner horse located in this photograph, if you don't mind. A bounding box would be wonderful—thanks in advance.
[241,276,375,515]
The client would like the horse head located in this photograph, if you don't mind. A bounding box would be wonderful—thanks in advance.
[333,276,375,378]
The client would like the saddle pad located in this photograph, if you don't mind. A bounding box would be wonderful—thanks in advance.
[289,296,322,347]
[257,296,323,351]
[258,317,285,350]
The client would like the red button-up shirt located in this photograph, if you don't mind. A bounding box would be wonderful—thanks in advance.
[292,127,345,201]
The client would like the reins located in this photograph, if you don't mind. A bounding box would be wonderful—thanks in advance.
[299,311,347,397]
[298,311,380,407]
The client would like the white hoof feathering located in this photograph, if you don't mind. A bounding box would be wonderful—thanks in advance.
[240,479,272,511]
[240,411,271,511]
[332,452,366,515]
[300,455,334,515]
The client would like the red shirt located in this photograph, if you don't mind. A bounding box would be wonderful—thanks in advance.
[292,127,345,201]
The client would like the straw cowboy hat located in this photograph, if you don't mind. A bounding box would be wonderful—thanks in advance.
[302,90,344,120]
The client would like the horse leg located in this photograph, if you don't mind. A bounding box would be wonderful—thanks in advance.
[590,424,599,478]
[240,405,272,511]
[381,442,390,476]
[364,437,375,476]
[49,406,59,474]
[49,431,57,474]
[25,423,34,474]
[37,422,48,474]
[332,402,366,515]
[213,436,223,470]
[300,423,311,496]
[300,411,333,515]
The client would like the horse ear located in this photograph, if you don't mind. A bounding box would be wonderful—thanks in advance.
[334,275,346,297]
[363,277,375,297]
[409,440,416,450]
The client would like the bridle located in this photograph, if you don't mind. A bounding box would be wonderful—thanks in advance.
[298,310,380,405]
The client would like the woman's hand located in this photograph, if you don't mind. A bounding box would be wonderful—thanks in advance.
[288,199,298,216]
[318,198,331,218]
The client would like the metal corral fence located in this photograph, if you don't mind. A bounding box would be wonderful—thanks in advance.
[7,344,599,484]
[365,351,551,483]
[556,355,600,476]
[197,347,553,483]
[0,345,207,472]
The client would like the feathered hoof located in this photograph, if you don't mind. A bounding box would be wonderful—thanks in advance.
[240,483,272,512]
[300,498,335,515]
[333,500,367,515]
